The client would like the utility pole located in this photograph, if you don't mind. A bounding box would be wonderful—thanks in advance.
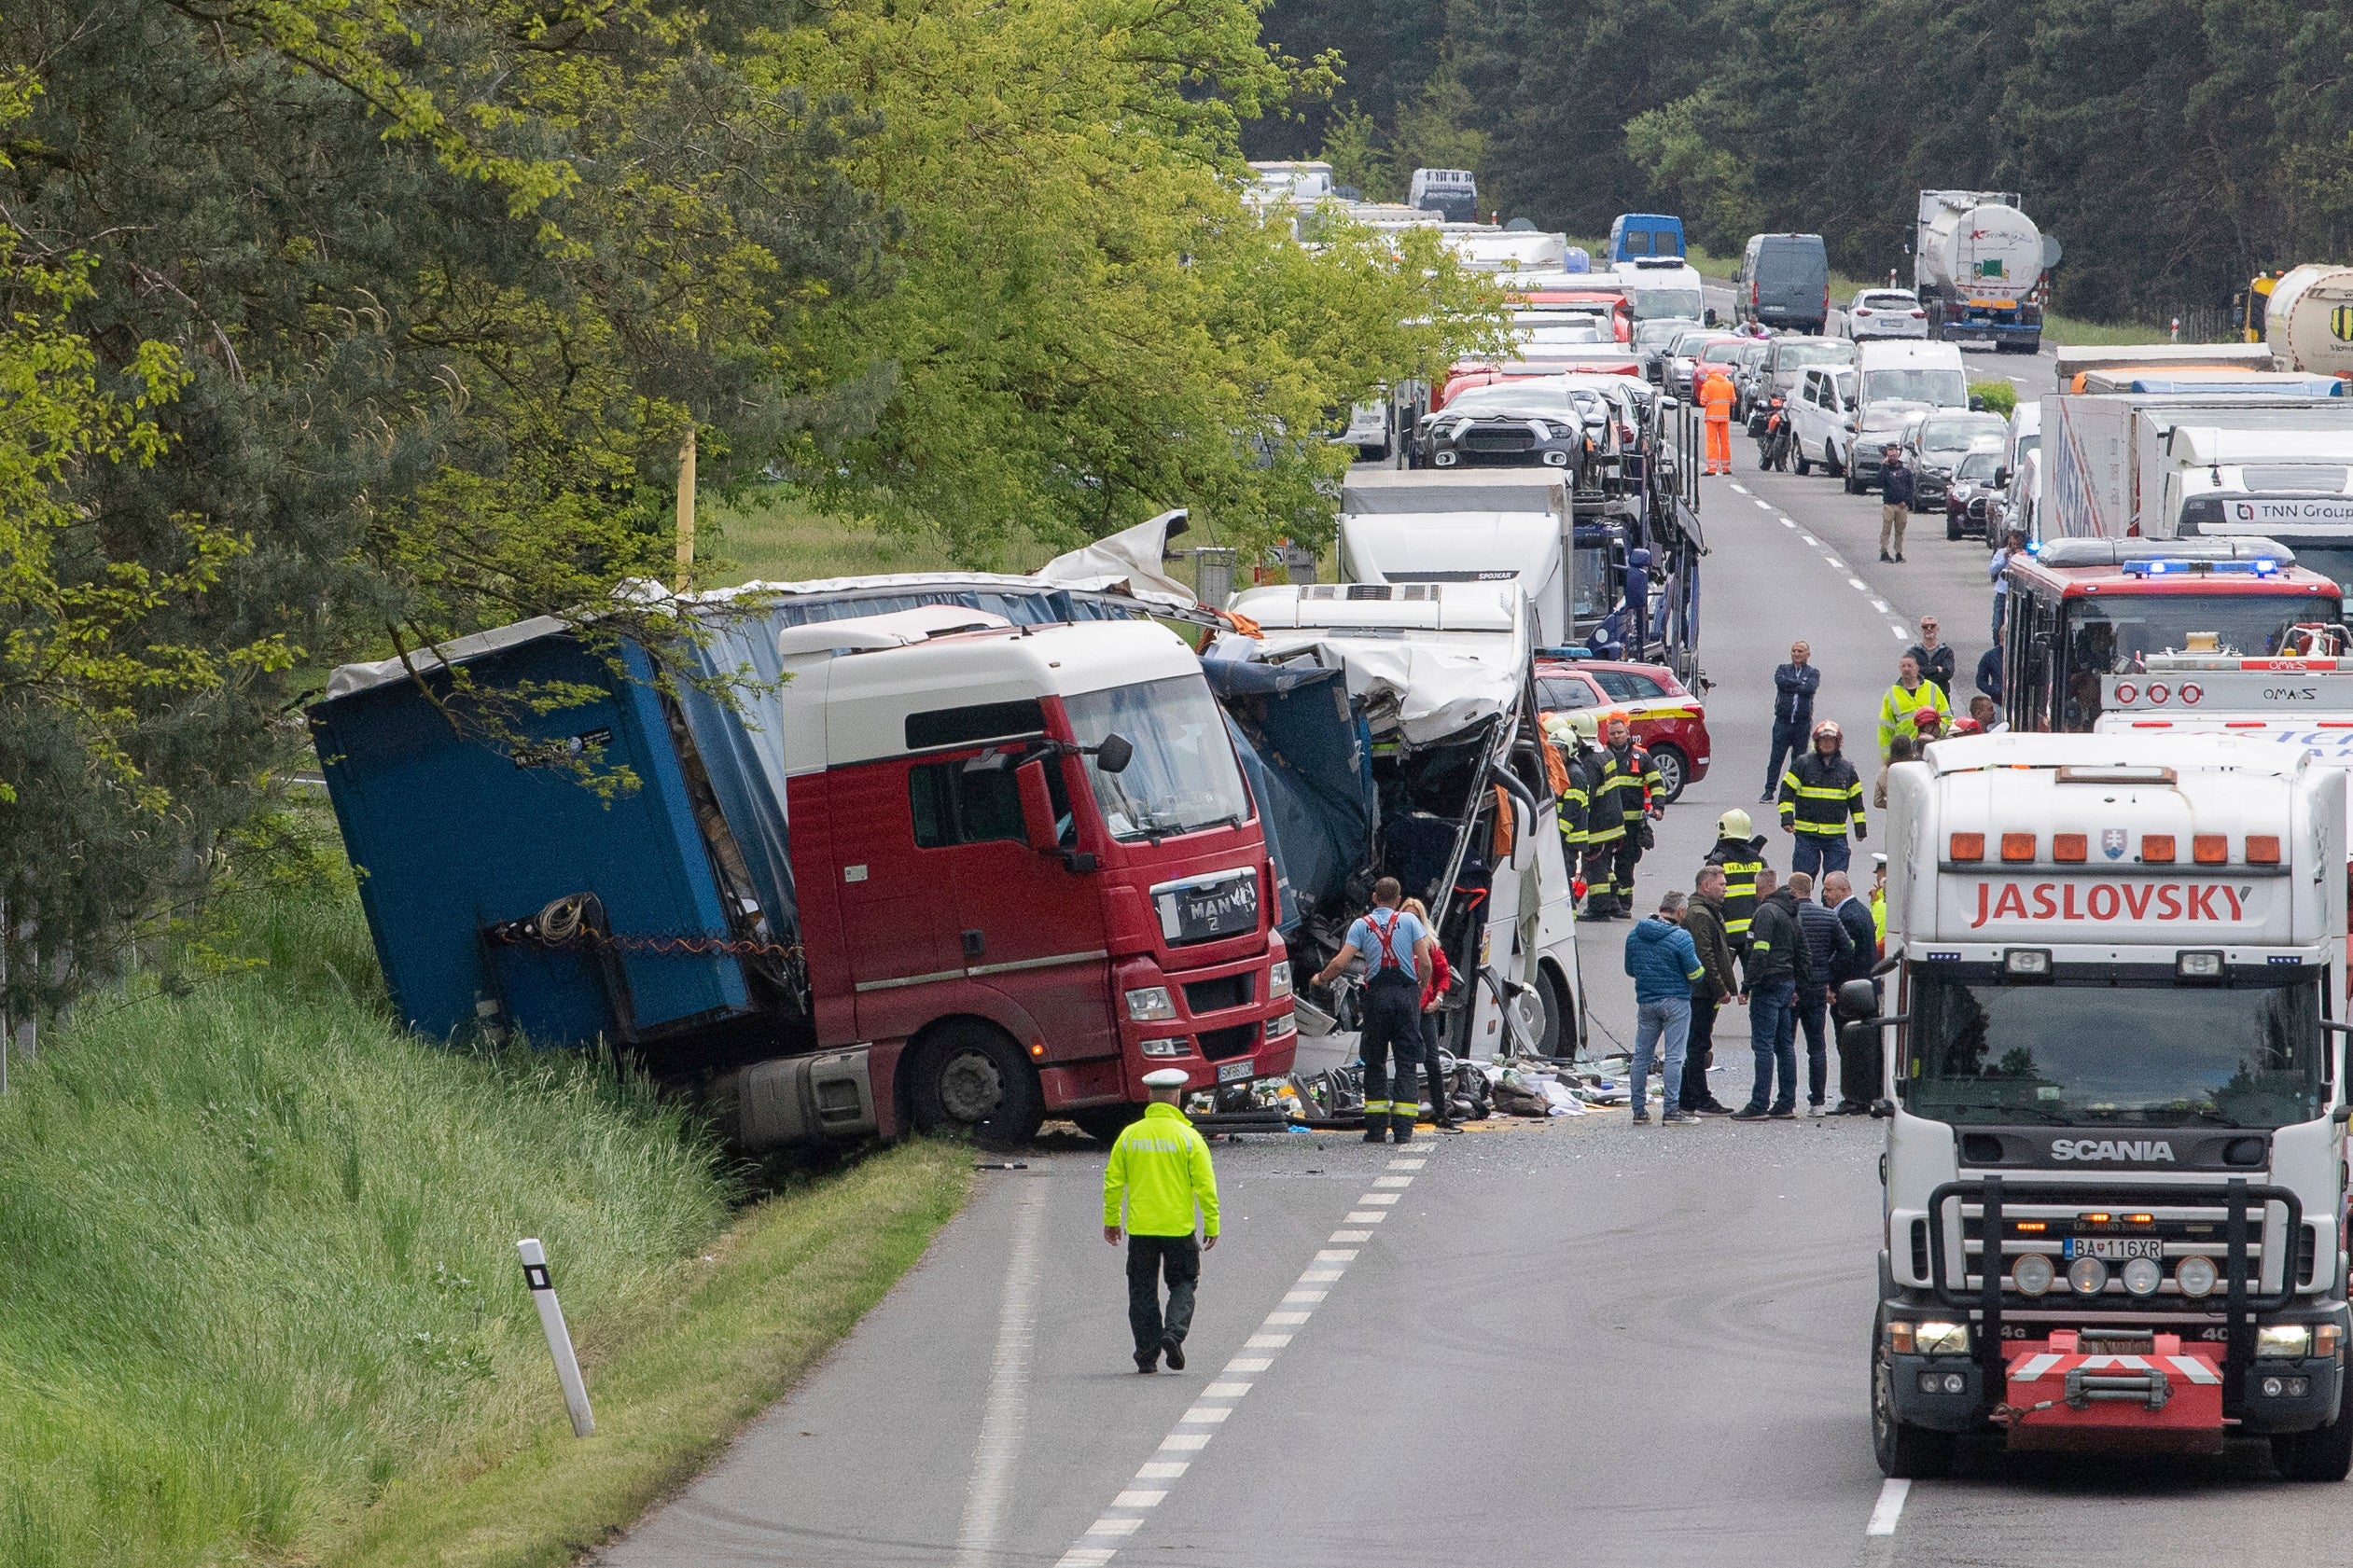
[675,423,697,590]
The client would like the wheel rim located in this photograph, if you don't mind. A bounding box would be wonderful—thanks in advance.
[938,1048,1005,1124]
[1655,750,1684,798]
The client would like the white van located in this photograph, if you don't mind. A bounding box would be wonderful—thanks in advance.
[1613,259,1706,324]
[1407,168,1479,224]
[1836,340,1969,491]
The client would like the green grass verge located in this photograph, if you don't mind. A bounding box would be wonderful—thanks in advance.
[0,887,970,1567]
[2041,312,2174,347]
[705,485,1055,586]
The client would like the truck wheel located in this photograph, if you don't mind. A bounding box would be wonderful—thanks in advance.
[1871,1321,1955,1478]
[909,1021,1045,1148]
[1794,444,1812,477]
[2274,1403,2353,1481]
[1071,1103,1144,1144]
[1649,742,1688,803]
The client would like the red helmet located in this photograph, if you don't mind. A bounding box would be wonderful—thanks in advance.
[1811,720,1842,742]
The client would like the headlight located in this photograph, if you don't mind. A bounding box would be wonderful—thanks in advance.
[2068,1256,2109,1296]
[2012,1253,2054,1296]
[2258,1325,2314,1358]
[1264,1011,1297,1041]
[1914,1321,1970,1355]
[2123,1256,2164,1297]
[2175,1255,2219,1298]
[1268,960,1292,999]
[1124,986,1176,1021]
[1544,421,1575,438]
[1139,1036,1190,1057]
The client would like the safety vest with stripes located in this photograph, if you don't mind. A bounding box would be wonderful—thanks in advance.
[1778,750,1866,839]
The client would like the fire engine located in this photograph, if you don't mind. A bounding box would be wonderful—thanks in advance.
[1856,731,2352,1478]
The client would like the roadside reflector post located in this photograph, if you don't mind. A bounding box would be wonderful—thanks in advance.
[517,1238,595,1436]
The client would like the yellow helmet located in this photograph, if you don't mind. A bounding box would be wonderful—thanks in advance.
[1717,808,1753,839]
[1566,710,1601,741]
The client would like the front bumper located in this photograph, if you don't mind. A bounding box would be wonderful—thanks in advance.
[1887,1335,2346,1442]
[1095,947,1298,1103]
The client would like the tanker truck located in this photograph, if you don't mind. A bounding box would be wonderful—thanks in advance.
[2265,265,2353,378]
[1914,190,2050,354]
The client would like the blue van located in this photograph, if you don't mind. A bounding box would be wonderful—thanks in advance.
[1608,214,1686,263]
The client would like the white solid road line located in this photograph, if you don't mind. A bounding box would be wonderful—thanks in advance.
[954,1181,1050,1568]
[1866,1478,1912,1536]
[1049,1165,1422,1568]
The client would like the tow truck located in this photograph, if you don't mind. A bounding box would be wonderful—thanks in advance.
[1856,731,2352,1479]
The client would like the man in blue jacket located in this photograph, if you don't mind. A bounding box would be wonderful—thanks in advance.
[1623,891,1705,1125]
[1762,640,1819,804]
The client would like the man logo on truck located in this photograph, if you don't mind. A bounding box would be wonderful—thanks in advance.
[2052,1138,2177,1162]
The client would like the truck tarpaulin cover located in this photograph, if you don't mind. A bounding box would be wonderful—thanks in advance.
[1198,659,1375,933]
[1210,634,1520,746]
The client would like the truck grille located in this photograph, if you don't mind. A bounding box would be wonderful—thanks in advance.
[1183,973,1254,1016]
[1196,1023,1260,1061]
[1927,1179,2303,1312]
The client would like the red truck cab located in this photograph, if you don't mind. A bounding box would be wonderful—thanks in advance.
[775,607,1294,1144]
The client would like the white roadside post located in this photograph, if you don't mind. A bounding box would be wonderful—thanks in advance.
[516,1238,595,1436]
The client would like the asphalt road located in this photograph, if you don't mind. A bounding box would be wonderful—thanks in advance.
[594,437,2352,1567]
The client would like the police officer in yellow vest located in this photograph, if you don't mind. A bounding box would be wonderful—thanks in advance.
[1703,808,1770,951]
[1104,1065,1221,1374]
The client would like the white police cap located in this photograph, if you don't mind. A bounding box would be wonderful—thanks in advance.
[1141,1067,1190,1089]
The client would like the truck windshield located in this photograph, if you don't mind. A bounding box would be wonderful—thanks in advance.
[2054,591,2342,728]
[1627,289,1703,322]
[1063,675,1253,842]
[1903,971,2324,1129]
[1862,368,1968,407]
[2277,545,2353,598]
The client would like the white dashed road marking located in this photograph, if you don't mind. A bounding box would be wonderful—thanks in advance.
[1866,1478,1912,1536]
[1890,625,1909,639]
[1729,482,1749,493]
[1754,497,1774,509]
[1051,1164,1422,1568]
[1847,576,1870,592]
[1781,517,1798,528]
[1872,600,1891,613]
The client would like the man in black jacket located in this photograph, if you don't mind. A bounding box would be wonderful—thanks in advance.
[1680,865,1742,1117]
[1903,616,1955,700]
[1824,870,1881,1114]
[1732,867,1812,1121]
[1761,640,1819,805]
[1777,719,1867,881]
[1790,871,1856,1117]
[1879,446,1914,562]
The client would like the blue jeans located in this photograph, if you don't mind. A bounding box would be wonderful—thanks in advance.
[1745,978,1799,1113]
[1763,719,1804,798]
[1789,834,1851,881]
[1632,996,1692,1117]
[1795,984,1830,1106]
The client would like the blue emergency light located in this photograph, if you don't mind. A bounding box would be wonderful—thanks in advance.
[2119,557,2278,576]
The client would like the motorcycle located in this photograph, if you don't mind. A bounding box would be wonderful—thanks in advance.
[1757,395,1792,472]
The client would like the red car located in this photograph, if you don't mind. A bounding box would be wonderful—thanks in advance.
[1534,657,1712,802]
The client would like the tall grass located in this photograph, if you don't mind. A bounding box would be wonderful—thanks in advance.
[0,889,735,1566]
[705,485,1057,586]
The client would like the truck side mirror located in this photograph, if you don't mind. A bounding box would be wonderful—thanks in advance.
[1093,732,1135,774]
[1016,759,1058,853]
[1995,466,2011,488]
[1836,978,1880,1020]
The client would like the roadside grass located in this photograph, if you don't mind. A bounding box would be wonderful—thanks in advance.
[2042,312,2174,347]
[0,885,969,1568]
[705,484,1056,585]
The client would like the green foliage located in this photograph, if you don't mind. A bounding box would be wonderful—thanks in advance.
[0,885,733,1565]
[1970,379,2019,418]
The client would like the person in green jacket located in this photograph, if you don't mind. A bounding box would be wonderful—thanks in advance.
[1875,653,1950,759]
[1104,1066,1221,1373]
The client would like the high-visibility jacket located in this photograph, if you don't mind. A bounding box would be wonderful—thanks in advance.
[1778,749,1867,839]
[1596,742,1659,830]
[1583,749,1628,846]
[1877,679,1951,759]
[1554,745,1591,852]
[1103,1102,1220,1238]
[1699,370,1737,423]
[1705,833,1769,941]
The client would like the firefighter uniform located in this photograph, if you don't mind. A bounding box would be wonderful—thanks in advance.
[1599,737,1662,916]
[1546,714,1594,869]
[1580,743,1628,917]
[1777,738,1867,879]
[1704,809,1770,950]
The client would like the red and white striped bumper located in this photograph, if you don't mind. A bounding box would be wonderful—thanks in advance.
[1999,1330,2225,1451]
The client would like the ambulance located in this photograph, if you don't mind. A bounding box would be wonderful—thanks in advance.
[1856,732,2352,1479]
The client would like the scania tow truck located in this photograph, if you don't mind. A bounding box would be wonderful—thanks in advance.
[1855,731,2353,1478]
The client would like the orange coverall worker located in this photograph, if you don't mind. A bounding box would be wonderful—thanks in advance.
[1699,369,1737,474]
